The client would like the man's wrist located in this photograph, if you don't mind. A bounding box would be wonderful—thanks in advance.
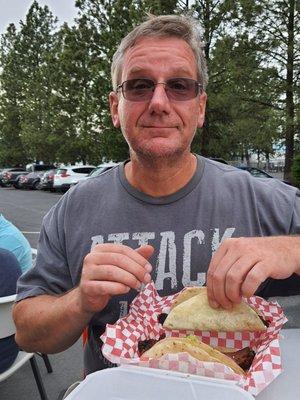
[289,236,300,275]
[64,287,94,325]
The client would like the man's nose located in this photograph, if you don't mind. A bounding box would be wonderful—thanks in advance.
[148,83,171,115]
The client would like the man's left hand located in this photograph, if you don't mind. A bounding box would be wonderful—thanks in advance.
[206,236,300,309]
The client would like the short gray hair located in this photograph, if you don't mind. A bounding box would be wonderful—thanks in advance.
[111,14,208,91]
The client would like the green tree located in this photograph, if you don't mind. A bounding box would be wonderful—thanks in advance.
[16,1,60,163]
[184,0,299,174]
[187,0,239,156]
[0,24,27,166]
[205,32,282,161]
[49,21,105,165]
[291,153,300,186]
[239,0,300,179]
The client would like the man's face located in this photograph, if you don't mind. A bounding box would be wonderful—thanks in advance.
[109,36,207,161]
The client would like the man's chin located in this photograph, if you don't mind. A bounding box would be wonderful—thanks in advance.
[133,145,186,163]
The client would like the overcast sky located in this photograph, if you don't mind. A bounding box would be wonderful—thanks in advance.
[0,0,78,35]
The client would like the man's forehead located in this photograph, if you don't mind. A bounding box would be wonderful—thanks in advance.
[124,36,194,58]
[122,36,197,78]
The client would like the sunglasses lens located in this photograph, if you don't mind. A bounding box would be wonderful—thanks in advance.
[123,79,154,101]
[166,78,198,100]
[121,78,200,101]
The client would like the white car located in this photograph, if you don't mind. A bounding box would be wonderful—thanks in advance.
[53,165,96,191]
[70,162,119,187]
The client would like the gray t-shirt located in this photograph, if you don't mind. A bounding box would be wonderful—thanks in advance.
[16,156,300,373]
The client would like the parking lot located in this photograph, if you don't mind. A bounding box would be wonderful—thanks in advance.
[0,187,82,400]
[1,186,63,247]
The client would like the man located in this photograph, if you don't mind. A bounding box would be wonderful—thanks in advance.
[0,213,32,273]
[14,15,300,375]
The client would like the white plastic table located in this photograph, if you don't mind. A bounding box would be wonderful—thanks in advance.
[257,329,300,400]
[66,329,299,400]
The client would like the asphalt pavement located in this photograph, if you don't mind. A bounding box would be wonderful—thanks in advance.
[0,187,82,400]
[0,186,62,248]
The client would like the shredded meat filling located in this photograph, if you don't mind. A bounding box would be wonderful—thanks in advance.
[225,347,256,371]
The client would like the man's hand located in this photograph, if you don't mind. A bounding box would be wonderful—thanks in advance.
[206,236,300,309]
[78,243,154,314]
[13,243,154,354]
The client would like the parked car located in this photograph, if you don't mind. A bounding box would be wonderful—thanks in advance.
[236,165,274,178]
[19,164,56,190]
[70,162,119,187]
[209,158,228,165]
[18,172,41,190]
[25,162,55,173]
[0,167,27,187]
[53,165,96,191]
[236,165,294,186]
[39,169,57,191]
[12,172,31,188]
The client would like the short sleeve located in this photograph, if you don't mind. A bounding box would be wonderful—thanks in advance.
[289,190,300,234]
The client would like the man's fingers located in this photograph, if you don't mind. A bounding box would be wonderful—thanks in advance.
[83,280,131,297]
[135,245,154,264]
[207,236,300,311]
[241,262,270,298]
[80,244,155,313]
[88,264,150,290]
[84,251,151,284]
[207,242,229,274]
[207,245,239,309]
[206,246,228,308]
[92,243,153,271]
[224,256,259,303]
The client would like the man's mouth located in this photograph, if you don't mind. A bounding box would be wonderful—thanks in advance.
[142,126,178,129]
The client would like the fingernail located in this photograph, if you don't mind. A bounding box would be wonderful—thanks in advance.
[210,300,219,309]
[135,282,142,291]
[144,273,151,283]
[145,263,152,273]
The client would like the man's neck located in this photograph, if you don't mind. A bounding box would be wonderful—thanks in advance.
[124,153,197,197]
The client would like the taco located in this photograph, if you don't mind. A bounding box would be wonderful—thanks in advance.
[163,287,266,332]
[142,335,247,375]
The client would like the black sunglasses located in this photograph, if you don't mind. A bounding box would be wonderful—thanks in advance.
[116,77,203,102]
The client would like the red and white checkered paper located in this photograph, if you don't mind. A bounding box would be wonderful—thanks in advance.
[101,282,287,396]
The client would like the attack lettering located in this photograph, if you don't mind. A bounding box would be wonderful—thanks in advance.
[90,228,235,291]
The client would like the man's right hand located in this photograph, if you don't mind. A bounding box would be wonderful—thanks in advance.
[13,243,154,354]
[78,243,154,314]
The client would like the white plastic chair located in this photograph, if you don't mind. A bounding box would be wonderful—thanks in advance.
[0,294,49,399]
[31,247,37,268]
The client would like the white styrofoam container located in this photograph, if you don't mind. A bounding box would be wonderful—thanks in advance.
[65,365,254,400]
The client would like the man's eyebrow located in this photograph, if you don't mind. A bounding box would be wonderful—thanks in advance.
[126,67,148,76]
[127,66,195,78]
[170,67,195,76]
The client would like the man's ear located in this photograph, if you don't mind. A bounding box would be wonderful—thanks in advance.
[109,91,120,128]
[197,91,207,128]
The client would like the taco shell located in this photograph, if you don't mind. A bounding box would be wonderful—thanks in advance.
[170,286,206,309]
[142,336,245,375]
[164,287,266,332]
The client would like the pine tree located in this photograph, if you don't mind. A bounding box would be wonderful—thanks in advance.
[188,0,240,156]
[0,24,27,166]
[9,1,59,163]
[291,154,300,186]
[237,0,299,179]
